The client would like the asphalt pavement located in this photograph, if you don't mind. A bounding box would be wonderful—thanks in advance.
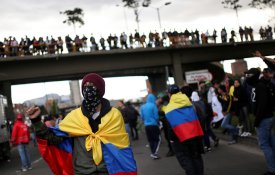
[0,130,268,175]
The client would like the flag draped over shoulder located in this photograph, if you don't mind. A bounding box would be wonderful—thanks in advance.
[164,92,204,142]
[36,127,73,175]
[38,108,137,175]
[38,107,137,175]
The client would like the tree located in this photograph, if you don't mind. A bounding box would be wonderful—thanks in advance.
[60,8,85,34]
[248,0,275,22]
[49,100,59,116]
[248,0,275,9]
[122,0,151,31]
[221,0,242,27]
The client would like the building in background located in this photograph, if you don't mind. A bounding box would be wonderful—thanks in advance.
[231,60,248,76]
[69,80,82,106]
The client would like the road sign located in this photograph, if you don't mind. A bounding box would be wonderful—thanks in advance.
[185,69,213,84]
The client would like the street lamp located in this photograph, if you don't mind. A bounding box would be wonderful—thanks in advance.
[145,2,172,31]
[116,4,129,32]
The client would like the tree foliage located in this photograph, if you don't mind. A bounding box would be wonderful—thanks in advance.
[121,0,151,31]
[60,8,85,27]
[221,0,242,26]
[221,0,242,10]
[248,0,275,9]
[122,0,151,8]
[49,100,59,116]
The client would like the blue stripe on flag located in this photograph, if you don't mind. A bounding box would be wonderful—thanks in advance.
[102,143,137,174]
[165,106,198,128]
[49,126,73,153]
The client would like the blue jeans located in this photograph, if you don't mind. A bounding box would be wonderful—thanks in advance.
[125,123,132,145]
[256,117,275,172]
[17,143,31,169]
[221,113,238,141]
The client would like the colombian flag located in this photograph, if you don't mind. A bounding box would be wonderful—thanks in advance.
[164,92,204,142]
[37,107,137,175]
[36,127,73,175]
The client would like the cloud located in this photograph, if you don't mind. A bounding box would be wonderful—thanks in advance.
[0,0,271,39]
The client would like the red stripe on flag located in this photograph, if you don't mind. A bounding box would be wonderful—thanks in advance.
[37,138,74,175]
[173,120,204,142]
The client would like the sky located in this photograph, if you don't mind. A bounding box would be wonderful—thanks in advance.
[11,77,150,103]
[2,0,273,103]
[1,0,274,39]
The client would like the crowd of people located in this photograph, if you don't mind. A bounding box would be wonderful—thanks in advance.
[133,50,275,175]
[0,25,274,58]
[2,50,275,175]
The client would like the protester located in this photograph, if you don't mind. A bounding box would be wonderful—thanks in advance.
[233,79,252,137]
[11,114,31,172]
[211,87,224,125]
[253,50,275,71]
[165,85,204,175]
[217,85,239,144]
[116,100,132,141]
[43,115,56,127]
[246,68,275,175]
[156,92,174,157]
[190,90,213,152]
[140,93,161,160]
[125,101,139,140]
[198,81,219,149]
[24,117,37,147]
[26,73,137,175]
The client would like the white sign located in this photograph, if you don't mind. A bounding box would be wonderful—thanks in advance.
[185,69,213,84]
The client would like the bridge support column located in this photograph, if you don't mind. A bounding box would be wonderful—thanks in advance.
[172,55,184,87]
[0,82,14,121]
[148,73,167,96]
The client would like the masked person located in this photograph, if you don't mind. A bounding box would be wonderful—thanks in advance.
[26,73,137,175]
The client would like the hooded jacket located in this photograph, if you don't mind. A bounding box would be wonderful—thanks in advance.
[140,94,159,126]
[11,119,30,145]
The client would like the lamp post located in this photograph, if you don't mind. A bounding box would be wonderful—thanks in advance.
[148,2,172,85]
[221,0,242,28]
[156,2,171,30]
[116,4,129,33]
[143,2,171,31]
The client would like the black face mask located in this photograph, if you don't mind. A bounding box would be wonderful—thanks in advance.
[82,85,101,117]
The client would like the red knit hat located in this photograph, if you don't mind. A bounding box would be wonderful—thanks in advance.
[81,73,105,97]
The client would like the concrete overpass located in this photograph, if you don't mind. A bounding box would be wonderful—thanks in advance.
[0,40,275,118]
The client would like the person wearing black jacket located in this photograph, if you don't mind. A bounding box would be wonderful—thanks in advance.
[254,68,275,175]
[125,101,139,141]
[233,79,252,137]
